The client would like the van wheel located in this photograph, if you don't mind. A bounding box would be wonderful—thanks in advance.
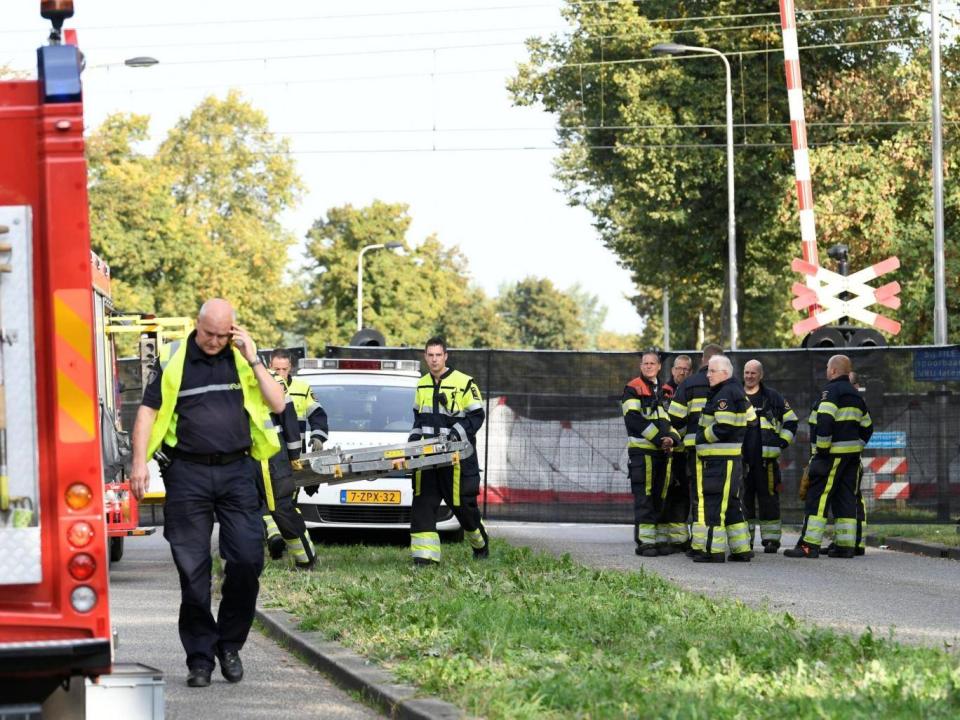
[109,536,124,563]
[440,529,464,543]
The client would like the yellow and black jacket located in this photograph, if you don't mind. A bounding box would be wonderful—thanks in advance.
[409,367,484,476]
[668,367,711,451]
[695,378,756,458]
[810,375,873,455]
[742,383,799,463]
[621,375,680,455]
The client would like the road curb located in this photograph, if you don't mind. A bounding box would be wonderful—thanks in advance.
[256,606,464,720]
[866,535,960,561]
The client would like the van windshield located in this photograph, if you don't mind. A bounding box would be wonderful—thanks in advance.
[310,384,414,433]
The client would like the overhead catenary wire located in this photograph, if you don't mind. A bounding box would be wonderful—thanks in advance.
[84,33,926,89]
[54,6,925,54]
[0,1,932,36]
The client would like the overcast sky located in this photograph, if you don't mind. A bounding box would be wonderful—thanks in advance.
[3,1,642,333]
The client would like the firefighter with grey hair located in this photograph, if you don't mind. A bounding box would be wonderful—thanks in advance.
[692,355,756,563]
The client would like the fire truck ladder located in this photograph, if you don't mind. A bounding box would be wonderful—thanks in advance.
[291,438,473,488]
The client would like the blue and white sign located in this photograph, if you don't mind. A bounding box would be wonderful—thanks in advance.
[866,431,906,449]
[913,346,960,382]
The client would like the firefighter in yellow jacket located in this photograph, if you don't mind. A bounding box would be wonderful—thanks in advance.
[129,299,284,688]
[408,337,488,565]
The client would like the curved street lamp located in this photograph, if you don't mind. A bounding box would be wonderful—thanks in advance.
[123,56,159,68]
[357,242,403,331]
[653,42,738,350]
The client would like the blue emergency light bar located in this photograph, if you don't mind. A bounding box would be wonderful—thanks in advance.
[37,44,82,103]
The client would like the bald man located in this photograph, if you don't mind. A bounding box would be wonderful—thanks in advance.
[131,299,285,687]
[785,355,873,559]
[741,359,798,554]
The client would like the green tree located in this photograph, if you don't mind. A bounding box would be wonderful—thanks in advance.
[156,91,304,344]
[87,113,205,318]
[497,277,587,349]
[566,282,609,348]
[510,1,949,347]
[299,201,509,351]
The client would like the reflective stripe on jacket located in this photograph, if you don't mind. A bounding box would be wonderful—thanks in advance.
[695,378,756,457]
[809,375,873,455]
[146,339,281,461]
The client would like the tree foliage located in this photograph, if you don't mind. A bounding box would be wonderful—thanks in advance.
[89,92,304,346]
[87,114,205,317]
[299,201,512,351]
[510,1,955,347]
[155,91,304,343]
[497,277,587,349]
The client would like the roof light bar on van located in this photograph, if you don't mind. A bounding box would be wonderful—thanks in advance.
[300,358,420,372]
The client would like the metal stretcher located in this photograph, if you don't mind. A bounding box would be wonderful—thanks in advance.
[290,438,473,488]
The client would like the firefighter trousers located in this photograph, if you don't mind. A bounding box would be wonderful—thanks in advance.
[742,458,782,546]
[162,456,263,672]
[693,457,751,559]
[660,451,690,546]
[410,466,487,563]
[266,473,315,567]
[628,450,667,549]
[800,453,859,549]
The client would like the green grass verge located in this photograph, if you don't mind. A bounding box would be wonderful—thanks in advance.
[259,541,960,720]
[869,524,960,547]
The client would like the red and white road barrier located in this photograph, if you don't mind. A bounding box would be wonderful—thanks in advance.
[862,456,909,475]
[780,0,901,336]
[874,481,910,500]
[779,0,819,275]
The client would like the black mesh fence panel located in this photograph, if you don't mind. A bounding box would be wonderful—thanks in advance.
[327,345,960,524]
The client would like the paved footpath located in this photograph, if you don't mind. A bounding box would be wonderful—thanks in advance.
[491,522,960,649]
[110,531,382,720]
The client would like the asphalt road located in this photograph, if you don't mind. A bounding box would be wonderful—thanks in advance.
[490,521,960,649]
[110,531,382,720]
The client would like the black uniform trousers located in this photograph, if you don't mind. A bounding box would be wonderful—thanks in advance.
[800,453,860,547]
[162,456,264,672]
[695,457,750,556]
[411,466,484,535]
[661,451,689,529]
[266,474,310,544]
[684,447,700,522]
[627,450,668,547]
[742,459,781,524]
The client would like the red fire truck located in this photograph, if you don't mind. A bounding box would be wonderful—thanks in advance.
[0,1,116,709]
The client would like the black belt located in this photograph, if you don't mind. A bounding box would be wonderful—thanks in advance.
[163,445,250,466]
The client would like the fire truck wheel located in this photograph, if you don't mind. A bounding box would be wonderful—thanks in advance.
[109,536,125,563]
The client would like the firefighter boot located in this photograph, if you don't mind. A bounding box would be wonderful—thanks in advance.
[691,551,725,563]
[728,550,754,562]
[636,544,660,558]
[784,542,820,559]
[472,523,490,559]
[827,545,856,558]
[267,534,285,560]
[762,540,780,555]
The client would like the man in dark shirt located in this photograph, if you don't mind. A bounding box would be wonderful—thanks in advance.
[129,299,284,688]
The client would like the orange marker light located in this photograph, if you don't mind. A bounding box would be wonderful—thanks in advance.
[65,483,93,510]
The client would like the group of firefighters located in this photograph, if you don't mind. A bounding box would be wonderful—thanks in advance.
[623,345,873,563]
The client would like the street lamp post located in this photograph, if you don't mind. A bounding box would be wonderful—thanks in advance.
[357,242,403,331]
[653,43,738,350]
